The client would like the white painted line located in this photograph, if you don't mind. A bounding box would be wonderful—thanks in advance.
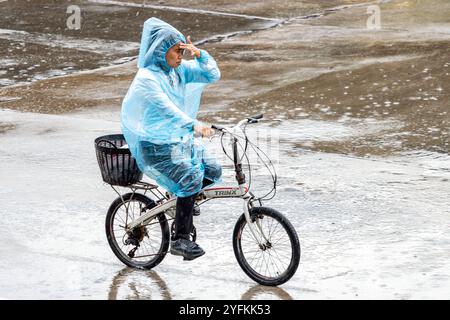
[88,0,282,22]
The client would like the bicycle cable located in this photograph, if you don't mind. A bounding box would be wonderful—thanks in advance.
[242,122,277,201]
[217,122,277,202]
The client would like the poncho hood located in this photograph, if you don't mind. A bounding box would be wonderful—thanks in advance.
[137,17,186,73]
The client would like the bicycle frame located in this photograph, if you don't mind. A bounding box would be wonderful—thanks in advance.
[124,118,269,246]
[125,185,251,230]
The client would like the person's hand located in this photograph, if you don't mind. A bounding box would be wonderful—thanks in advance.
[179,36,201,58]
[194,125,215,138]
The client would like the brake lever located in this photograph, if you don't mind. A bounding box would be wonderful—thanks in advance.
[247,113,264,123]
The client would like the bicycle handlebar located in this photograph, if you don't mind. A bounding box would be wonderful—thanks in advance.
[211,113,264,133]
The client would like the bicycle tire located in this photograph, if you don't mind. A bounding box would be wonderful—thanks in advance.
[106,193,170,269]
[233,207,300,286]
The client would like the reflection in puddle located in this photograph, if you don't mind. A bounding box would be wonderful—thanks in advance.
[108,267,296,300]
[241,285,294,300]
[108,268,172,300]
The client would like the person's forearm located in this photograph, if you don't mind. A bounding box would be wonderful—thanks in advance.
[196,50,220,83]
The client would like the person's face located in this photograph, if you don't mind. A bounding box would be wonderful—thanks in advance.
[165,43,185,68]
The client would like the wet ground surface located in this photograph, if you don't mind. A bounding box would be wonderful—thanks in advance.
[1,0,450,299]
[115,0,369,19]
[1,109,449,299]
[0,0,275,87]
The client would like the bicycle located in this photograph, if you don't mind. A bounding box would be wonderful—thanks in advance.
[95,114,301,286]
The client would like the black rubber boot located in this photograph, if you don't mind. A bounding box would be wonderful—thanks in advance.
[170,238,205,260]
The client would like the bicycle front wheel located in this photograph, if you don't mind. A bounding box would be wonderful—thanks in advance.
[233,207,300,286]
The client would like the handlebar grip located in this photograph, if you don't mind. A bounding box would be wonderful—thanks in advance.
[247,113,264,123]
[211,124,225,131]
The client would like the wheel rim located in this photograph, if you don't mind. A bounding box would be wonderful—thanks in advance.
[239,214,294,281]
[111,199,164,266]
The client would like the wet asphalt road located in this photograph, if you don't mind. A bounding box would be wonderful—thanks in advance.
[0,0,449,299]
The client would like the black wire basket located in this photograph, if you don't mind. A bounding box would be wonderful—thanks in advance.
[94,134,143,186]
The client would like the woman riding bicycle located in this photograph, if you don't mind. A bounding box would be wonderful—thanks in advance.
[121,17,222,261]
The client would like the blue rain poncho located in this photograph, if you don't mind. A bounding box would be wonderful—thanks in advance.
[121,17,222,197]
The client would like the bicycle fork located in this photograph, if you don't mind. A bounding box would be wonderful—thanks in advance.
[242,193,269,246]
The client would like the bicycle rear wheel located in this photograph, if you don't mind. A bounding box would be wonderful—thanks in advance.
[233,207,300,286]
[105,193,170,269]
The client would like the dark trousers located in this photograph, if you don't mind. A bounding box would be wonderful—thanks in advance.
[174,178,213,240]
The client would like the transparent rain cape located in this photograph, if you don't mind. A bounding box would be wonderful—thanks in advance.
[121,17,222,196]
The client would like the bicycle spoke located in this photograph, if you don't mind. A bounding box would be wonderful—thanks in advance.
[244,250,262,268]
[243,223,262,245]
[254,251,265,275]
[261,251,271,277]
[270,247,289,271]
[243,224,271,277]
[267,218,282,242]
[141,241,152,256]
[266,251,279,278]
[266,251,280,277]
[143,235,158,254]
[114,233,126,244]
[267,216,276,239]
[132,252,162,258]
[131,201,136,220]
[266,249,285,275]
[270,234,290,247]
[270,247,291,260]
[242,247,262,254]
[115,210,127,225]
[247,243,264,272]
